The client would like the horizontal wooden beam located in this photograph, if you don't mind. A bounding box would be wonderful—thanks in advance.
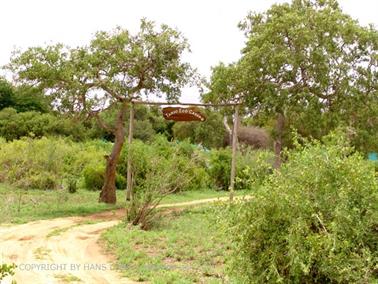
[131,100,241,107]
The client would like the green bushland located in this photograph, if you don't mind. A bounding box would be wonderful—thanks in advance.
[0,134,273,192]
[208,148,274,190]
[119,136,216,193]
[102,206,228,283]
[0,136,110,190]
[0,108,90,141]
[225,133,378,283]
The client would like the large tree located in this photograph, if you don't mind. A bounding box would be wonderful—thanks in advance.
[205,0,378,166]
[8,20,194,203]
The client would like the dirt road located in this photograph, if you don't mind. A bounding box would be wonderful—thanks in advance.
[0,195,251,284]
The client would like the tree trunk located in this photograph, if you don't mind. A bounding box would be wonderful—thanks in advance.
[99,104,128,204]
[126,103,134,201]
[273,112,285,169]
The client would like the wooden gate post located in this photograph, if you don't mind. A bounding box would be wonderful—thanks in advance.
[126,102,134,201]
[229,105,239,201]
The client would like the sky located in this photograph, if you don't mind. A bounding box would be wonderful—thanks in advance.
[1,0,377,102]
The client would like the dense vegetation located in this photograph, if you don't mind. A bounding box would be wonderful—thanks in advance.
[0,0,377,283]
[224,133,378,283]
[0,136,273,193]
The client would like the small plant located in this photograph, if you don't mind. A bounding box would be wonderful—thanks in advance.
[66,177,77,193]
[126,150,195,230]
[0,263,16,281]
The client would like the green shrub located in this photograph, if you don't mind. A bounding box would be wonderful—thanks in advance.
[126,149,195,230]
[83,165,104,191]
[208,148,274,190]
[0,137,110,190]
[83,164,126,191]
[0,263,16,281]
[208,148,231,190]
[66,177,78,193]
[0,107,90,141]
[0,137,72,189]
[226,133,378,283]
[119,136,211,193]
[235,149,274,189]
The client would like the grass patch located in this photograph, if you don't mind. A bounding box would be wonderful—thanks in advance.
[101,205,229,283]
[160,189,248,204]
[0,184,125,224]
[33,247,52,260]
[0,183,248,224]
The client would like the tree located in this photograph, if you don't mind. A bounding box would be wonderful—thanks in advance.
[205,0,378,166]
[0,78,51,113]
[8,20,194,203]
[0,78,15,110]
[172,109,226,148]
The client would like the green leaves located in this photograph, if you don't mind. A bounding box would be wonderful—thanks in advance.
[206,0,378,151]
[7,20,194,114]
[226,132,378,282]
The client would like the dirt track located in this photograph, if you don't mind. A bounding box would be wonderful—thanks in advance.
[0,195,251,284]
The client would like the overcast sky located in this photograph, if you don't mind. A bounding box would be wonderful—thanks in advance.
[1,0,377,102]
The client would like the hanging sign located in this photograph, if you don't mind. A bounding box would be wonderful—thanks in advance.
[162,107,206,122]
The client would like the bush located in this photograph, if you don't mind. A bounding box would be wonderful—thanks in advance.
[226,133,378,283]
[83,164,126,191]
[0,137,71,189]
[235,149,274,189]
[126,149,195,230]
[208,148,231,190]
[83,165,104,191]
[0,137,110,190]
[119,136,212,193]
[66,177,78,193]
[0,107,89,141]
[208,148,274,190]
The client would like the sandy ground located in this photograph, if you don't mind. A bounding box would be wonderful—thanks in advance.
[0,195,251,284]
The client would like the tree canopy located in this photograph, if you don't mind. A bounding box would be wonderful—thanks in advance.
[205,0,378,152]
[7,19,195,203]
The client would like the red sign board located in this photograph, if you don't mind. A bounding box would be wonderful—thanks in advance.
[162,107,206,122]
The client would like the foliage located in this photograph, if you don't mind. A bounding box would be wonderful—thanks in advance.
[208,148,232,190]
[0,263,16,281]
[119,136,213,193]
[0,137,109,190]
[172,110,226,148]
[0,78,50,113]
[83,164,126,191]
[0,78,14,110]
[226,133,378,283]
[235,148,274,189]
[88,104,173,142]
[66,176,78,193]
[208,148,274,190]
[205,0,378,151]
[126,158,195,230]
[0,108,89,141]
